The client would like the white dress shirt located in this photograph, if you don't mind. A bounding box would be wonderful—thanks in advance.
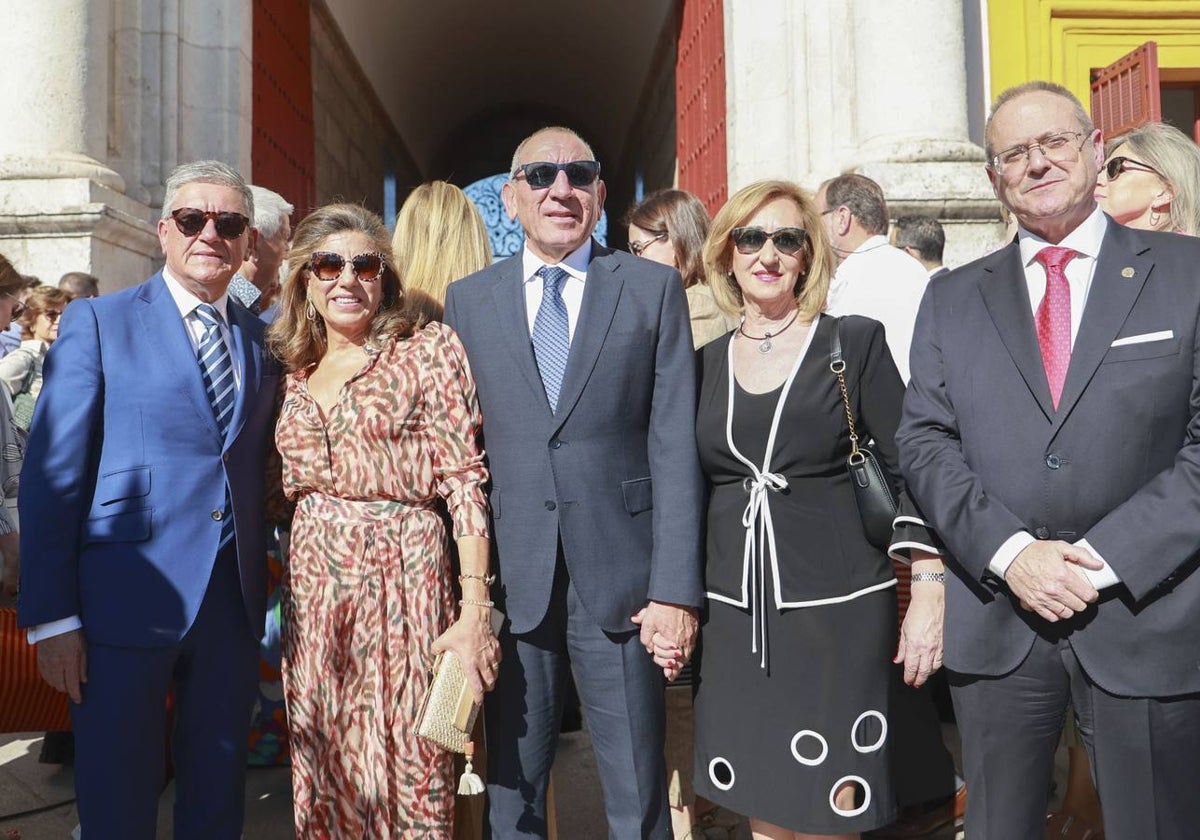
[521,240,592,342]
[986,206,1120,590]
[28,271,242,644]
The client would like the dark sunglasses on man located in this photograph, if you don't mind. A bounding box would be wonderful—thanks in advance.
[308,251,386,282]
[731,226,808,257]
[170,208,251,240]
[513,160,601,190]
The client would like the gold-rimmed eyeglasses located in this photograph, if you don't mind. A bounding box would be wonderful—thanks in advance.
[990,130,1091,175]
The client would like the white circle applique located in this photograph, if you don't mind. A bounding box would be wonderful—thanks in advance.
[707,757,736,791]
[850,710,887,754]
[789,730,829,766]
[829,775,871,818]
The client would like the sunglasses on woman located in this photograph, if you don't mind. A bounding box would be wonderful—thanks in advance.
[308,251,386,282]
[1104,156,1164,182]
[513,160,601,189]
[169,208,250,239]
[629,232,668,257]
[731,226,808,256]
[4,294,24,319]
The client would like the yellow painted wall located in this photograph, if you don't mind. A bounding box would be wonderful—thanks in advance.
[988,1,1200,103]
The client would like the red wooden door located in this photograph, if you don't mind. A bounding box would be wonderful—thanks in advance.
[676,0,727,217]
[1091,42,1161,139]
[252,0,316,215]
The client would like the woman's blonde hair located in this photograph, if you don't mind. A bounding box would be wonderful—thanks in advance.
[392,182,491,319]
[267,203,413,372]
[19,286,70,340]
[1108,122,1200,236]
[704,180,833,321]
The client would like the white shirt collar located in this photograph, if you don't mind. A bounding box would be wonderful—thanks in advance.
[1017,205,1109,267]
[521,239,593,284]
[161,268,232,323]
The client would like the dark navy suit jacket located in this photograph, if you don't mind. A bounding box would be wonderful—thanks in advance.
[18,273,280,646]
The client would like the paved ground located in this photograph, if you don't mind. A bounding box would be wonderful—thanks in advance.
[0,723,1044,839]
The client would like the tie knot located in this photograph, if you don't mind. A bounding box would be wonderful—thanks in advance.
[1035,246,1076,273]
[536,266,569,295]
[194,303,222,328]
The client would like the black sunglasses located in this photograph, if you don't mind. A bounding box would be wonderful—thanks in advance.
[4,294,24,319]
[731,226,808,256]
[308,251,386,282]
[170,208,250,239]
[1104,156,1164,182]
[513,160,601,189]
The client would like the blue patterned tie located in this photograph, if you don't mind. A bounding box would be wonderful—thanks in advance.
[531,266,570,412]
[195,303,236,547]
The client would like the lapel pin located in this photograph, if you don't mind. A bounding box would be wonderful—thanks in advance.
[1121,267,1136,278]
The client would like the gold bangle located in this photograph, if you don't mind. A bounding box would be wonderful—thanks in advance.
[458,573,496,585]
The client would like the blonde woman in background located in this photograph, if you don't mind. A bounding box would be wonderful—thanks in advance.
[1095,121,1200,235]
[392,181,492,323]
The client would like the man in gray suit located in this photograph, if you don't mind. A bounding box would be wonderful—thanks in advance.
[897,81,1200,840]
[444,126,703,839]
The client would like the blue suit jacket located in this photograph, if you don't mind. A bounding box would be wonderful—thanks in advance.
[17,273,280,647]
[444,243,705,634]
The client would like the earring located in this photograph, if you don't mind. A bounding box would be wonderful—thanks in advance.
[306,301,316,321]
[1149,209,1163,228]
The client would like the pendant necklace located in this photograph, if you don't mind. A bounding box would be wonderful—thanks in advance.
[739,310,799,354]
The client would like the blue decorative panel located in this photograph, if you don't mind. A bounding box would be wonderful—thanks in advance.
[465,173,608,262]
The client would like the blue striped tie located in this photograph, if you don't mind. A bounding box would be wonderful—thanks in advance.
[531,266,570,412]
[195,303,236,548]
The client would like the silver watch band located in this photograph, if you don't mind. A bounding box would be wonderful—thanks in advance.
[910,571,945,584]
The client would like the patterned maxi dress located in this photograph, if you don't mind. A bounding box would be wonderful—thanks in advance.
[276,322,490,838]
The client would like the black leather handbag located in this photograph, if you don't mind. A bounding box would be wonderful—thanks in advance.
[829,318,899,551]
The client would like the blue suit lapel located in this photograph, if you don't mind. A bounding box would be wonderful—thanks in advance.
[136,274,221,442]
[553,243,623,427]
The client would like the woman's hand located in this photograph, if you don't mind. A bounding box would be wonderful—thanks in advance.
[895,551,945,687]
[432,605,501,702]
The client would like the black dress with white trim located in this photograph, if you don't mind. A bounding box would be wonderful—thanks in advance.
[691,314,942,834]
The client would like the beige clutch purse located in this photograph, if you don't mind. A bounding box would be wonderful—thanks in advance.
[416,650,480,754]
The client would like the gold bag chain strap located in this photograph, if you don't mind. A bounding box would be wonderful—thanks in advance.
[829,325,866,466]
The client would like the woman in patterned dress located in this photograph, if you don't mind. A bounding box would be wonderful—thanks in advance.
[268,204,500,838]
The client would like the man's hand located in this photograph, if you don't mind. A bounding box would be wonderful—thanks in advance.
[37,630,87,704]
[1004,540,1102,622]
[631,600,698,681]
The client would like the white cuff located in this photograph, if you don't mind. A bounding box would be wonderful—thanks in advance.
[1074,539,1121,589]
[27,615,83,644]
[988,531,1035,580]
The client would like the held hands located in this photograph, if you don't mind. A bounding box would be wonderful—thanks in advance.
[1004,540,1102,622]
[631,600,698,682]
[431,605,501,703]
[37,630,87,704]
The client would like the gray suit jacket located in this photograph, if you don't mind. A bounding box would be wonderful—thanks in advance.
[898,219,1200,698]
[444,242,705,634]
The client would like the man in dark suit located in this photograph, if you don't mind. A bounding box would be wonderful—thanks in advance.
[19,160,280,839]
[897,81,1200,840]
[444,126,703,839]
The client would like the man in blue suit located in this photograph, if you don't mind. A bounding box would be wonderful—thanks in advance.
[18,160,281,839]
[445,127,704,839]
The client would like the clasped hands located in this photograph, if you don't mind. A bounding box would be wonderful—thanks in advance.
[1004,540,1102,623]
[631,600,698,682]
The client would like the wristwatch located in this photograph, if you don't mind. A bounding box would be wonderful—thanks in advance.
[911,571,945,584]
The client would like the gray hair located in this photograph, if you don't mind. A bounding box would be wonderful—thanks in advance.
[509,126,598,178]
[249,185,294,239]
[892,216,946,263]
[160,160,253,220]
[1109,122,1200,236]
[985,81,1094,160]
[821,173,889,236]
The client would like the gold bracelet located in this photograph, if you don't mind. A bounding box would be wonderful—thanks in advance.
[458,572,496,585]
[460,598,495,609]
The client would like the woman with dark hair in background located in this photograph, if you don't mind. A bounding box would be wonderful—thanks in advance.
[625,188,738,348]
[269,203,498,837]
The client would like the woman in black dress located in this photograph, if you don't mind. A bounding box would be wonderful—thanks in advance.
[690,180,945,839]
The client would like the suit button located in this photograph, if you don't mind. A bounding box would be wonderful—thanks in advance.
[1045,454,1061,469]
[545,501,557,511]
[211,509,224,521]
[223,452,230,462]
[1034,527,1050,540]
[550,439,562,450]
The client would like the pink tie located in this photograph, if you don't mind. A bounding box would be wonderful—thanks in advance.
[1034,246,1075,409]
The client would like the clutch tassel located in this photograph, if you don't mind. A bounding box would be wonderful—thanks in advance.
[458,740,485,796]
